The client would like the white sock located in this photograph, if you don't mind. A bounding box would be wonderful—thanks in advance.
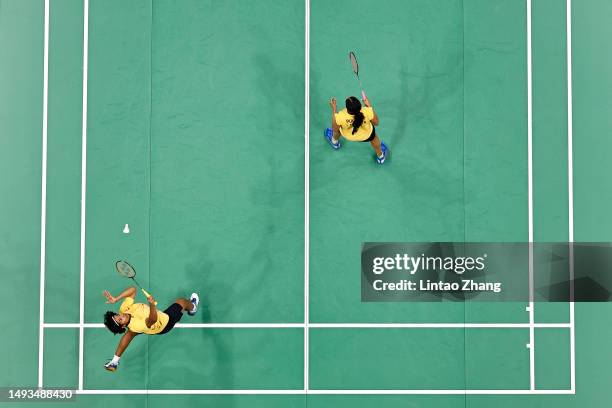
[111,355,120,364]
[332,137,339,145]
[378,152,384,158]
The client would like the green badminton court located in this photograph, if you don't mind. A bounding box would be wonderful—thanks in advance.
[2,0,612,407]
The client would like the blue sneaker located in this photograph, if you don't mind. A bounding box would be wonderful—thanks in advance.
[376,142,388,164]
[104,360,119,372]
[188,292,199,316]
[324,128,340,150]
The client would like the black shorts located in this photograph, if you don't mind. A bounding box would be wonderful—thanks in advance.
[359,126,376,142]
[158,303,184,335]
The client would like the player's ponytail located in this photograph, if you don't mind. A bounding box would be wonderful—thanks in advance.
[346,96,364,134]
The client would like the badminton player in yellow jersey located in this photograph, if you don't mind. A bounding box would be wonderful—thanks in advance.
[325,95,388,164]
[101,286,199,371]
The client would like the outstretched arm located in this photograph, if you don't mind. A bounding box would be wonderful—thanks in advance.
[115,330,138,357]
[104,286,136,304]
[104,329,139,371]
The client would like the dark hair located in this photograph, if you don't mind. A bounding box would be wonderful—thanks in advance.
[104,311,126,335]
[345,96,364,135]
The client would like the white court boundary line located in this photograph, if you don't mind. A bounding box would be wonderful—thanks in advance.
[73,389,575,395]
[526,0,536,392]
[78,0,90,392]
[304,0,310,394]
[566,0,576,393]
[44,322,572,329]
[37,0,575,396]
[37,0,50,389]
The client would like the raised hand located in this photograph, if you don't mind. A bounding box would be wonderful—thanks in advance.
[103,290,117,304]
[329,97,337,111]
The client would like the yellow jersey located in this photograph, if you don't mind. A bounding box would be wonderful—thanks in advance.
[335,107,375,141]
[119,297,169,335]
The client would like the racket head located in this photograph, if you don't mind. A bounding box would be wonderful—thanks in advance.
[349,51,359,76]
[115,260,136,278]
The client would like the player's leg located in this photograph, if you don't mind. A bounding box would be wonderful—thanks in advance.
[331,116,340,144]
[325,101,341,149]
[370,133,388,164]
[174,298,193,312]
[157,293,200,336]
[174,293,199,315]
[370,134,382,157]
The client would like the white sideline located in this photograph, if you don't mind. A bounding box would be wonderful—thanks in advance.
[304,0,310,393]
[526,0,536,391]
[37,0,50,389]
[78,0,89,392]
[566,0,576,393]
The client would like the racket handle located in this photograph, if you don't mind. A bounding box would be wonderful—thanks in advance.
[141,288,157,306]
[361,90,367,101]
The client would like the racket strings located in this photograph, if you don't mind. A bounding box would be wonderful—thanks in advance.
[349,52,359,76]
[349,51,366,100]
[116,261,136,278]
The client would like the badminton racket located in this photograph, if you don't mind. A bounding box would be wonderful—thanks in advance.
[115,260,157,305]
[349,51,367,101]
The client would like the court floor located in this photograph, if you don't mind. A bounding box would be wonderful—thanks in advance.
[1,0,612,407]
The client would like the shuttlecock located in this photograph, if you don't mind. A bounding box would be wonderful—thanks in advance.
[123,224,130,234]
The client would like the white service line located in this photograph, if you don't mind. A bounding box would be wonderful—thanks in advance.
[526,0,536,392]
[566,0,576,393]
[168,323,304,328]
[304,0,311,394]
[78,0,89,392]
[74,389,575,395]
[38,0,50,389]
[310,323,571,329]
[43,322,571,329]
[45,323,304,329]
